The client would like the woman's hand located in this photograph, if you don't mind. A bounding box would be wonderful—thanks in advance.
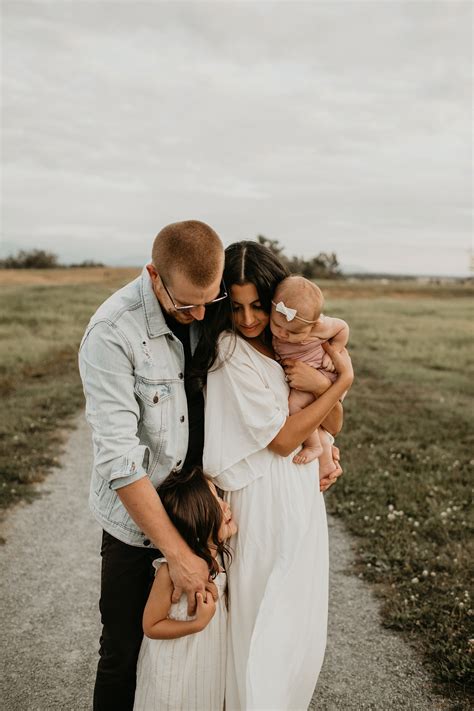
[281,359,332,394]
[320,445,343,492]
[322,343,354,387]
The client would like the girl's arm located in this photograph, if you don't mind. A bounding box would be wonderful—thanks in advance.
[269,343,353,457]
[143,564,216,640]
[328,320,350,350]
[313,317,349,346]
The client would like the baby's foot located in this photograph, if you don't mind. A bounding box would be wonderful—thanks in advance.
[318,459,338,479]
[293,444,323,465]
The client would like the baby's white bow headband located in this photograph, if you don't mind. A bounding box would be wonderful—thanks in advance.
[272,300,318,324]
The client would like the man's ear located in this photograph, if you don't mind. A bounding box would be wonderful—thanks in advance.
[146,263,159,283]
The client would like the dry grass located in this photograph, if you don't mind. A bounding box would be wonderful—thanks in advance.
[0,266,140,286]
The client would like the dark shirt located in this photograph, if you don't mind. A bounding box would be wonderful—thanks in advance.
[164,313,204,469]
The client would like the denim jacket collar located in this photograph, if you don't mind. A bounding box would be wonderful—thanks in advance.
[140,266,172,339]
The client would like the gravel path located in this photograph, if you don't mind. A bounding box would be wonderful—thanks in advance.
[1,415,450,710]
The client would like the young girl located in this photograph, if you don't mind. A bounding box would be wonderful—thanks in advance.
[133,467,237,711]
[271,275,350,477]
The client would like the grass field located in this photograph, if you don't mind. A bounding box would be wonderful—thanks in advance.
[1,268,473,705]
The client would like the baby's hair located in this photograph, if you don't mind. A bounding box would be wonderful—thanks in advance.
[274,276,324,323]
[158,467,231,578]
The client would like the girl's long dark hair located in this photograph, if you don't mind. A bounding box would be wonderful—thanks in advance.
[158,467,230,578]
[187,240,289,392]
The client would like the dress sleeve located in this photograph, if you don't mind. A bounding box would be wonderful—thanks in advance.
[152,557,167,574]
[203,335,286,475]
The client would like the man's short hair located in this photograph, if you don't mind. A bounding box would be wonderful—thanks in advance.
[152,220,223,287]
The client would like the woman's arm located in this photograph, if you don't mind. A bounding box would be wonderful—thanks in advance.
[322,401,343,436]
[269,344,353,457]
[289,365,343,436]
[143,565,216,640]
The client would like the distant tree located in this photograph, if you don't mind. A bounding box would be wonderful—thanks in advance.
[256,235,286,258]
[0,249,59,269]
[69,259,105,268]
[255,237,342,279]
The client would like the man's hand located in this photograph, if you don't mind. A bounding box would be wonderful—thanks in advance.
[167,549,214,615]
[320,445,343,492]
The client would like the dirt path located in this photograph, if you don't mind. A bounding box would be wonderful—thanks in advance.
[1,415,450,710]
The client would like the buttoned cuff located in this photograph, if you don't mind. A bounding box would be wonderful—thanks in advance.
[108,445,150,491]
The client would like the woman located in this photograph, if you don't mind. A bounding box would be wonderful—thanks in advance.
[201,242,353,710]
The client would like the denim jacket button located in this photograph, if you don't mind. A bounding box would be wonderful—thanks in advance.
[178,372,184,379]
[176,459,182,467]
[153,394,159,403]
[167,333,174,341]
[143,538,151,546]
[180,415,185,423]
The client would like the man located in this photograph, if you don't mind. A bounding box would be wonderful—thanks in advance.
[79,220,227,710]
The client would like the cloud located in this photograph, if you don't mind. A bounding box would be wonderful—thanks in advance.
[2,0,472,275]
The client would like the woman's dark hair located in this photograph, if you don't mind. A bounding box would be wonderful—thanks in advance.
[158,467,230,578]
[187,240,289,392]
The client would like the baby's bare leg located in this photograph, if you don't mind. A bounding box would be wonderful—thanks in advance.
[288,389,324,465]
[318,428,337,478]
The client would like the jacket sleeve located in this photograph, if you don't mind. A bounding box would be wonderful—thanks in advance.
[78,320,150,490]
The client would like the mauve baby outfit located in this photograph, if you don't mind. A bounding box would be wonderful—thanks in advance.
[273,335,337,383]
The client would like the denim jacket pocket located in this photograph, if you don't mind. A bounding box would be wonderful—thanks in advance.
[134,379,172,434]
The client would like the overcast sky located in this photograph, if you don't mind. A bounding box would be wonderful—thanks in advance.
[2,1,472,275]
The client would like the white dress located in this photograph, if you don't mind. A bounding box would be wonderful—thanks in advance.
[203,333,329,711]
[133,558,227,711]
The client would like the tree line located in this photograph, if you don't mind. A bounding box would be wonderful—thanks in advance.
[1,240,342,278]
[256,236,342,279]
[0,249,104,269]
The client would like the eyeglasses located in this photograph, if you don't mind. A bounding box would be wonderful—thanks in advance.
[161,277,228,312]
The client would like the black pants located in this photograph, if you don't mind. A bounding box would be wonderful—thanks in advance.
[93,530,162,711]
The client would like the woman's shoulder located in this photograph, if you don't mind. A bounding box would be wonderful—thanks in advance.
[216,330,247,363]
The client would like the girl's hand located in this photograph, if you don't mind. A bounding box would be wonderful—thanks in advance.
[322,343,353,386]
[194,591,216,631]
[320,445,343,492]
[281,359,332,394]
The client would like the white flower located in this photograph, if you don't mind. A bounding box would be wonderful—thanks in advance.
[422,570,429,577]
[411,577,420,584]
[387,513,396,522]
[388,504,395,512]
[413,521,420,527]
[440,511,448,518]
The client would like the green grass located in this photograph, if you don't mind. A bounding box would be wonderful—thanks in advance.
[0,275,136,513]
[1,273,472,704]
[324,294,473,705]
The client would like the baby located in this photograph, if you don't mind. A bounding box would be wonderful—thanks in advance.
[270,275,349,478]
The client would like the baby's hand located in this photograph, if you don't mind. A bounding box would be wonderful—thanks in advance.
[194,591,216,630]
[322,352,335,372]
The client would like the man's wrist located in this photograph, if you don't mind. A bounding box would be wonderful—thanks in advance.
[162,537,190,564]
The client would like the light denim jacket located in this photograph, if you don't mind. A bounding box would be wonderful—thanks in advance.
[79,267,199,547]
